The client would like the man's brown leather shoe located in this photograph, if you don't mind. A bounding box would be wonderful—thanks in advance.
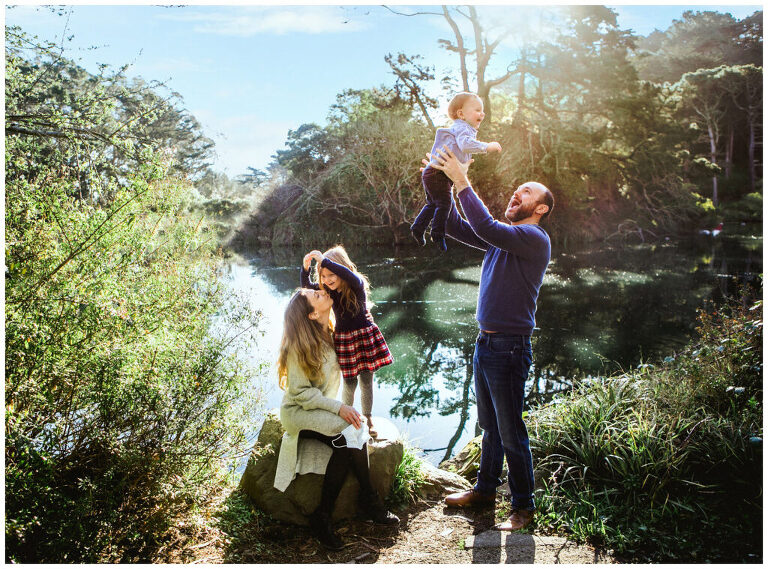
[444,489,496,508]
[494,508,534,531]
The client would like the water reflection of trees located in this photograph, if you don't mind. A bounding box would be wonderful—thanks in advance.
[364,248,483,460]
[241,235,761,460]
[534,237,761,384]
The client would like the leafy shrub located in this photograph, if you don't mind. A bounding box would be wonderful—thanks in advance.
[5,165,262,562]
[718,190,763,223]
[267,102,433,246]
[530,298,762,562]
[214,489,262,558]
[389,444,427,506]
[5,27,262,561]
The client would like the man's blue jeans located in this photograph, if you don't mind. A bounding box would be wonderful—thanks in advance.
[473,331,535,510]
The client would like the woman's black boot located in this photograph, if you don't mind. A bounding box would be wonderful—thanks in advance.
[308,509,344,550]
[359,492,400,525]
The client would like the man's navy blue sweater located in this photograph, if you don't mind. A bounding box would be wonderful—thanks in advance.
[445,186,550,336]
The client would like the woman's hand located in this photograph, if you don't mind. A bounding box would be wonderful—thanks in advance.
[338,404,362,428]
[487,141,502,153]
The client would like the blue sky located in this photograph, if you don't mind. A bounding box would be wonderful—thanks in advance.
[5,3,761,178]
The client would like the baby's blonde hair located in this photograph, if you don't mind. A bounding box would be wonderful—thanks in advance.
[447,92,482,120]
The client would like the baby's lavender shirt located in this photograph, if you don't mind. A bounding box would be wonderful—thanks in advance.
[427,119,488,167]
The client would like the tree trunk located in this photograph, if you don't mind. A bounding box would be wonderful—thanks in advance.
[468,6,492,123]
[415,98,436,131]
[516,50,527,122]
[402,76,435,131]
[442,6,469,92]
[708,122,718,206]
[747,115,756,193]
[535,53,544,110]
[477,85,492,124]
[439,6,515,124]
[725,126,734,179]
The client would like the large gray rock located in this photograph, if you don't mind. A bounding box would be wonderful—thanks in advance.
[239,410,403,525]
[439,434,482,479]
[418,461,472,498]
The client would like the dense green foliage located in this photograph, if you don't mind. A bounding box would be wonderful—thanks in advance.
[212,489,265,560]
[530,298,763,562]
[389,444,428,507]
[245,7,762,247]
[634,10,762,84]
[5,26,262,562]
[260,88,433,246]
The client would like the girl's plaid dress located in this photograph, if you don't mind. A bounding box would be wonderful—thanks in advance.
[301,258,393,379]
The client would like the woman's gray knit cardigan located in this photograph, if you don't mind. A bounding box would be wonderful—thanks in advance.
[274,345,350,492]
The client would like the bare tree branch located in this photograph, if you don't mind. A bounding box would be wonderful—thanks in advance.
[381,5,442,17]
[443,5,470,91]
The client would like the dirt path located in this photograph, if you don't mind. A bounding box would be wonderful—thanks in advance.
[158,497,614,564]
[365,500,613,564]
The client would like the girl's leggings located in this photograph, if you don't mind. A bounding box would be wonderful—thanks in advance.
[341,370,373,415]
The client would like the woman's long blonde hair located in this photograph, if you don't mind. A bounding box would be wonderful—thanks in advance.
[314,245,371,316]
[277,289,334,390]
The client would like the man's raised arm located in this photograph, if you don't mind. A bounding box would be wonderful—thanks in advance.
[445,199,488,251]
[430,148,549,260]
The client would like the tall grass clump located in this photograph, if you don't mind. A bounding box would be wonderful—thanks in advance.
[389,444,428,507]
[530,298,762,562]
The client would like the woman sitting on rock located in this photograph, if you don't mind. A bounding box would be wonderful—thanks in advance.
[273,288,399,550]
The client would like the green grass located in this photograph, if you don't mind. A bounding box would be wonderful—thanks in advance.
[529,298,763,562]
[214,490,257,546]
[389,443,428,507]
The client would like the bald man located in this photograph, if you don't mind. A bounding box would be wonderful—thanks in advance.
[429,148,553,532]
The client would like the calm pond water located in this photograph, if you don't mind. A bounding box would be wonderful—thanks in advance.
[223,227,761,466]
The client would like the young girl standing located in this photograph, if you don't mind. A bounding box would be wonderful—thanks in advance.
[301,245,393,438]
